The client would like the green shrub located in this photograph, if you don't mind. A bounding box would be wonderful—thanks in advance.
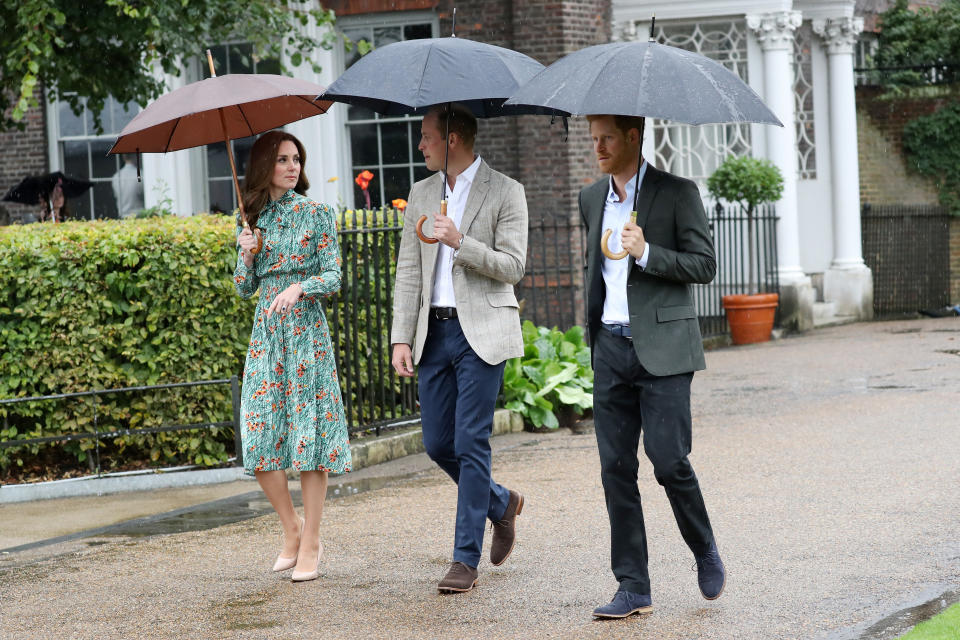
[903,103,960,215]
[0,215,252,476]
[501,321,593,429]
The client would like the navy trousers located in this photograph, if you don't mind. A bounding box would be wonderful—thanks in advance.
[418,316,511,568]
[593,328,715,595]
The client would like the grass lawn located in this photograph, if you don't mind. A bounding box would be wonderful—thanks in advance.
[899,602,960,639]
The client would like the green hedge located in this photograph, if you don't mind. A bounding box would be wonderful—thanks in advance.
[0,209,409,479]
[0,216,253,476]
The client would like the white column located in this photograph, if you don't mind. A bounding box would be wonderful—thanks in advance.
[814,16,873,318]
[747,11,805,284]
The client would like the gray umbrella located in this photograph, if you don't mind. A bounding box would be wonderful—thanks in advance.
[504,40,782,126]
[319,36,564,118]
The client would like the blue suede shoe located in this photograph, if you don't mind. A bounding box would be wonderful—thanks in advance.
[592,588,653,619]
[695,540,726,600]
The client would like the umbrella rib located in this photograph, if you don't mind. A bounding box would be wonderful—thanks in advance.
[163,118,180,153]
[236,103,256,138]
[415,44,436,108]
[294,94,327,113]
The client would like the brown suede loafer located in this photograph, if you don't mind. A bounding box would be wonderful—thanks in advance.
[438,561,479,593]
[490,489,524,566]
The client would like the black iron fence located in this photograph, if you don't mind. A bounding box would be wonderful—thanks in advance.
[855,62,960,87]
[327,208,417,436]
[0,378,242,476]
[695,202,781,336]
[516,216,585,330]
[861,202,951,315]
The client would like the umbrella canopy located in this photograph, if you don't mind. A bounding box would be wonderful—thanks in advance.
[109,74,332,154]
[319,36,565,118]
[504,41,782,126]
[3,171,93,205]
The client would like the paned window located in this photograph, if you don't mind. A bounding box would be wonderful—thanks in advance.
[339,16,437,209]
[56,96,138,220]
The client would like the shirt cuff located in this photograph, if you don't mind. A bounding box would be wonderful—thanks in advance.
[635,243,650,269]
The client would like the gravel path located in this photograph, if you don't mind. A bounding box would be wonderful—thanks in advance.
[2,318,958,640]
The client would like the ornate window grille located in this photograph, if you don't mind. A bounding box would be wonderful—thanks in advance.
[794,21,817,180]
[646,19,752,188]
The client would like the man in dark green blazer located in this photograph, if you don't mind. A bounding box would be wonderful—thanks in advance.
[580,114,725,619]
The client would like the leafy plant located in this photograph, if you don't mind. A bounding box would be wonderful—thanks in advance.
[903,103,960,215]
[707,156,784,294]
[873,0,960,89]
[0,0,340,132]
[501,321,593,429]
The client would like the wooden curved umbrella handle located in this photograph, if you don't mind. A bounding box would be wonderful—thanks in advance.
[250,228,263,255]
[416,200,447,244]
[600,211,638,260]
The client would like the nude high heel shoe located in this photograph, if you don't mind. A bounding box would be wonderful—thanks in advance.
[291,540,324,582]
[272,517,303,572]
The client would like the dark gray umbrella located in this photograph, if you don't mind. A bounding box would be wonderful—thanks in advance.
[504,40,782,126]
[319,36,563,118]
[505,33,782,259]
[320,29,567,243]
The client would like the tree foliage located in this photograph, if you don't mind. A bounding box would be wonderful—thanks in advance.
[903,102,960,215]
[873,0,960,87]
[0,0,340,132]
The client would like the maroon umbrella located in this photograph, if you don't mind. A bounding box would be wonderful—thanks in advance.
[109,51,332,252]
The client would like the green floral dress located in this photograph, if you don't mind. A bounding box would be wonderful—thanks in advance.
[233,190,351,476]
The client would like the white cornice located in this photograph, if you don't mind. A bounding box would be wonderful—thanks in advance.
[614,0,857,23]
[613,0,792,23]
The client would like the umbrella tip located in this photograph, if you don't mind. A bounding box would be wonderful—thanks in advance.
[649,15,656,42]
[451,7,457,37]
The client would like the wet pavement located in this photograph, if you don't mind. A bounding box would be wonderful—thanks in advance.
[1,317,959,639]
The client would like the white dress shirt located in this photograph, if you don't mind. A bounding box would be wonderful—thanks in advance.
[431,154,482,308]
[601,161,650,326]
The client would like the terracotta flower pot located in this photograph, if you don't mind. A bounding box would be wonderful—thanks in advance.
[722,293,779,345]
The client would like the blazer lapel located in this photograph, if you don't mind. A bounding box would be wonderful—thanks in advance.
[633,165,664,230]
[457,160,491,235]
[419,172,444,291]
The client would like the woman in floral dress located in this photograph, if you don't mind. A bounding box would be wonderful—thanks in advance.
[234,130,350,582]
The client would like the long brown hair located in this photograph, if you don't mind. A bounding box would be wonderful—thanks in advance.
[242,130,309,227]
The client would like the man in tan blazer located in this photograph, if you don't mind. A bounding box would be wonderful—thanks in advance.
[391,103,527,594]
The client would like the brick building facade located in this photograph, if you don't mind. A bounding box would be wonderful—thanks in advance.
[0,89,48,225]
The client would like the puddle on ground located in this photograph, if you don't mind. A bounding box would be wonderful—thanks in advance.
[1,472,422,554]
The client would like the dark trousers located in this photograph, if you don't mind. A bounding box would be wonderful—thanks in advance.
[418,316,511,568]
[593,328,715,595]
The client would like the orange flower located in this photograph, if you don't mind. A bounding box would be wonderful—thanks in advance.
[391,198,407,211]
[354,170,374,191]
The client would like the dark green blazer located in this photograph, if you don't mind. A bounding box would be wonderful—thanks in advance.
[579,166,716,376]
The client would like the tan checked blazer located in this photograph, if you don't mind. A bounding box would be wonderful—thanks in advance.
[391,160,528,365]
